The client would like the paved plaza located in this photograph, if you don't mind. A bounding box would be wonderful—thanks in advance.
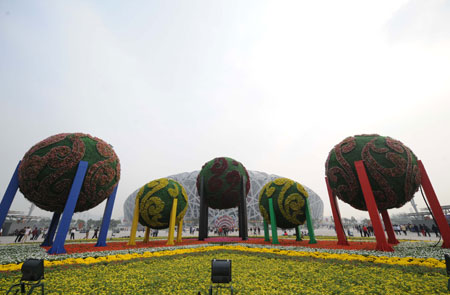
[0,226,443,245]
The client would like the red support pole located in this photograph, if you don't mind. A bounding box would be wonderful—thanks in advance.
[325,177,349,246]
[380,210,399,245]
[418,160,450,248]
[354,161,394,252]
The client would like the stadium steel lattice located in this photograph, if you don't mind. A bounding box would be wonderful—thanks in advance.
[123,170,324,229]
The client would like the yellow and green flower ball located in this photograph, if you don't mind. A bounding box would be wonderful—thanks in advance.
[259,178,309,229]
[137,178,188,229]
[18,133,120,213]
[196,157,250,209]
[325,134,421,211]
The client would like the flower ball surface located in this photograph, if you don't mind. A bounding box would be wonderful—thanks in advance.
[196,157,250,209]
[18,133,120,213]
[259,178,309,229]
[137,178,188,229]
[325,134,421,211]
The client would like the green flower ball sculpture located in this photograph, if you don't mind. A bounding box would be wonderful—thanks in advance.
[137,178,188,229]
[196,157,250,209]
[259,178,309,229]
[18,133,120,213]
[325,134,421,211]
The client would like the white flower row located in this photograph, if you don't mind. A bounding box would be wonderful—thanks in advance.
[0,240,449,265]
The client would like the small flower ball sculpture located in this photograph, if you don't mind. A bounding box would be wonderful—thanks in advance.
[196,157,250,209]
[137,178,188,229]
[325,134,421,211]
[18,133,120,213]
[259,178,309,229]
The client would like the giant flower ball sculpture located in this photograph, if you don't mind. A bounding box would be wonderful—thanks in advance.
[196,157,250,209]
[137,178,188,229]
[325,134,421,211]
[259,178,309,229]
[18,133,120,213]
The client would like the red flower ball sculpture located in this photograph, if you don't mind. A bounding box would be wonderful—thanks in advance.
[196,157,250,209]
[325,134,421,211]
[18,133,120,213]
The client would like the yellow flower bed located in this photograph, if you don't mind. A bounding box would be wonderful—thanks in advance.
[0,251,447,294]
[0,245,445,272]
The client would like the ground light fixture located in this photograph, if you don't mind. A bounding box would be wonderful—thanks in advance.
[6,259,44,294]
[209,259,233,295]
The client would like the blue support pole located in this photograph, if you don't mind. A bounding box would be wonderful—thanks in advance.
[48,161,88,254]
[41,212,61,246]
[95,184,118,247]
[0,162,21,230]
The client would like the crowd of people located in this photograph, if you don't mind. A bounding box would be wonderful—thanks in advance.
[13,226,46,243]
[353,223,440,237]
[11,226,102,242]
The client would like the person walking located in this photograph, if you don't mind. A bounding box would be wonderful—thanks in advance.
[413,224,420,236]
[362,225,368,237]
[401,224,407,236]
[85,228,90,239]
[432,224,440,237]
[92,227,99,239]
[23,227,31,243]
[70,228,75,240]
[31,227,38,240]
[15,228,25,243]
[423,224,431,237]
[36,228,42,240]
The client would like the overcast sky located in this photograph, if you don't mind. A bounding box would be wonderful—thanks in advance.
[1,0,450,221]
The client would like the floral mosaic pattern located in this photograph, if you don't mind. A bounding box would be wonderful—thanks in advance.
[259,178,309,228]
[137,178,188,229]
[325,134,421,211]
[196,157,250,209]
[18,133,120,213]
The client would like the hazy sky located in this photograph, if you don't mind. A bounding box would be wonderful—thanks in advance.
[1,0,450,221]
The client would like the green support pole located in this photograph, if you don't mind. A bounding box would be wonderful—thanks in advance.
[305,198,317,244]
[263,219,270,242]
[268,198,279,244]
[295,225,302,241]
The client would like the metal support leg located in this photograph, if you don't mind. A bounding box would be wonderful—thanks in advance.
[176,219,183,243]
[268,198,279,244]
[127,191,141,246]
[305,197,317,244]
[326,177,349,246]
[41,212,61,247]
[96,184,118,247]
[418,160,450,248]
[199,176,208,241]
[355,160,393,252]
[381,210,399,245]
[0,161,20,230]
[295,225,302,241]
[240,176,248,240]
[48,161,88,254]
[167,198,178,245]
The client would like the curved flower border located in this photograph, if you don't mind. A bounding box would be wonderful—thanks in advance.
[0,243,446,272]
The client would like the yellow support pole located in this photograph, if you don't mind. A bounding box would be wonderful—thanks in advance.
[166,198,178,246]
[176,219,183,243]
[143,226,150,243]
[127,194,140,246]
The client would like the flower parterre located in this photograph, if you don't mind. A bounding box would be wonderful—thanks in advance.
[1,250,447,295]
[0,244,445,272]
